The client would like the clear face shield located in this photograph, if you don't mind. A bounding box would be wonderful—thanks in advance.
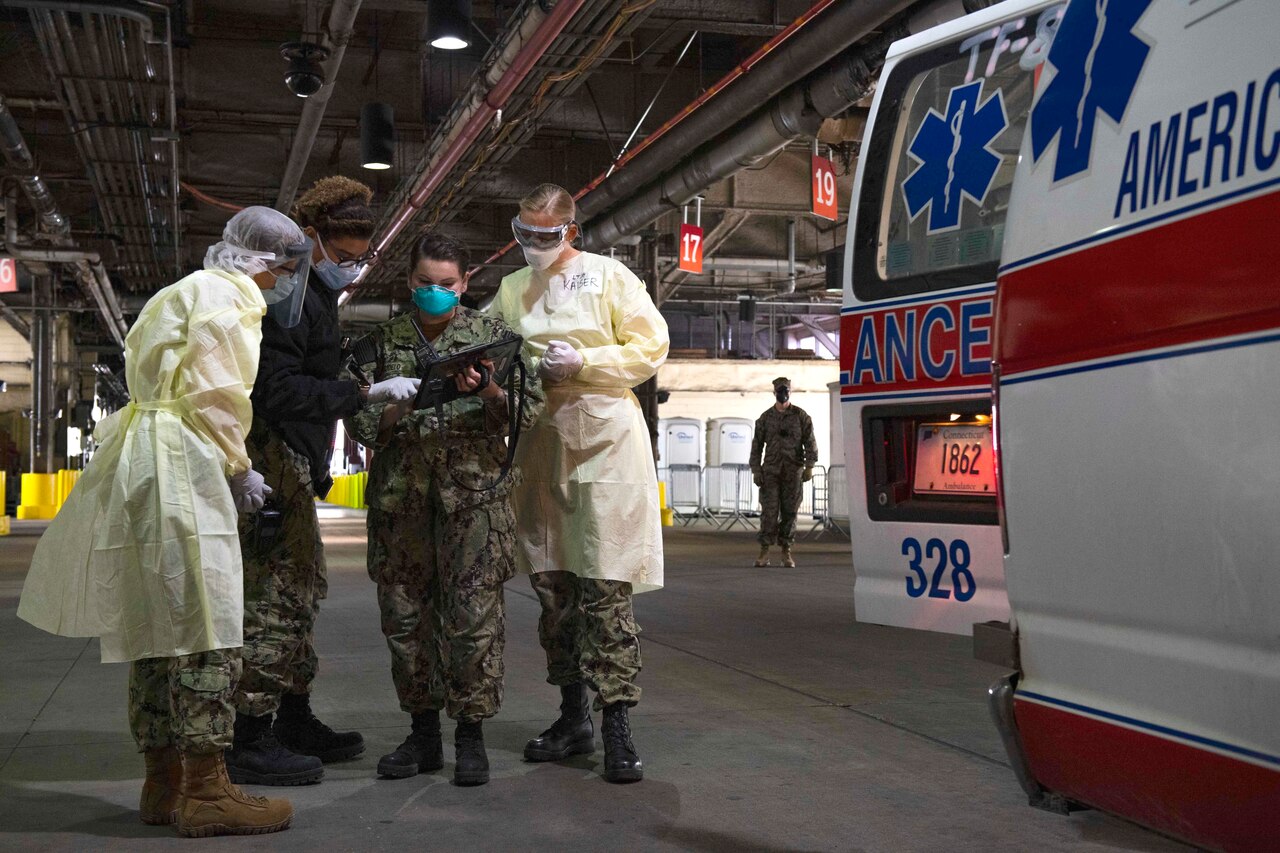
[263,239,314,329]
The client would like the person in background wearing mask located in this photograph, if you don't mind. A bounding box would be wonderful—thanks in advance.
[490,183,669,784]
[343,231,543,786]
[17,206,305,837]
[227,177,418,786]
[750,377,818,568]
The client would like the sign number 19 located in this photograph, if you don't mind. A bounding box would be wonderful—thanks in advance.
[812,155,838,221]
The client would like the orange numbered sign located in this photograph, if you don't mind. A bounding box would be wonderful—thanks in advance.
[812,154,838,221]
[0,258,15,293]
[678,223,704,274]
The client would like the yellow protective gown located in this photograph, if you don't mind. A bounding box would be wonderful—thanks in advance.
[17,268,266,663]
[490,251,669,592]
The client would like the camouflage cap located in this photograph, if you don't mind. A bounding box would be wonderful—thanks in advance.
[772,376,791,388]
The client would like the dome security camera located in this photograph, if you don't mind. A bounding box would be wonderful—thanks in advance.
[280,42,331,98]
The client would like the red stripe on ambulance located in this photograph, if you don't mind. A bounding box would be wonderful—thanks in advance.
[840,292,994,395]
[997,188,1280,378]
[1015,698,1279,852]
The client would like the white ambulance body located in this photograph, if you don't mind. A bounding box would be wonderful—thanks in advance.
[840,0,1063,634]
[844,0,1278,846]
[991,0,1279,848]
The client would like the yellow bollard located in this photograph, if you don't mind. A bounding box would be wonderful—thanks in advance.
[18,473,58,520]
[0,470,8,535]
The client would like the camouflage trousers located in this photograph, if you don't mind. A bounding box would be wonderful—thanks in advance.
[235,425,327,717]
[758,468,804,547]
[367,493,515,723]
[530,571,641,710]
[129,649,242,754]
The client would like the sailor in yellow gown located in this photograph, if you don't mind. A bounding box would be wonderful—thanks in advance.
[489,183,668,783]
[17,206,309,838]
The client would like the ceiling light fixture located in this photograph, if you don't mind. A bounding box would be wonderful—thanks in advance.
[360,102,395,170]
[427,0,472,50]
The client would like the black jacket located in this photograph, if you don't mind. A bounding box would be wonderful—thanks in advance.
[251,271,362,497]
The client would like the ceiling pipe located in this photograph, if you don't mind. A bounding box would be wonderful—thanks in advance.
[480,0,915,273]
[2,89,116,306]
[0,93,69,236]
[784,217,797,295]
[581,28,901,252]
[0,0,156,40]
[656,256,820,274]
[25,4,172,285]
[574,0,917,222]
[4,190,130,349]
[367,0,586,261]
[274,0,363,213]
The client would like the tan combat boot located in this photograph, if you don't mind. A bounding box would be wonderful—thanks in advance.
[754,545,770,567]
[139,745,181,825]
[781,548,796,568]
[176,750,293,837]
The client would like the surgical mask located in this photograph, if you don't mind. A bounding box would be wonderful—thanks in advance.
[412,284,460,316]
[262,270,296,305]
[774,386,790,403]
[523,244,562,271]
[314,239,362,291]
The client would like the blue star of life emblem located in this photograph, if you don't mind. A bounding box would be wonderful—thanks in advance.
[902,79,1008,234]
[1030,0,1154,181]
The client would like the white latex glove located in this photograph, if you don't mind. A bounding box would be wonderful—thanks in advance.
[539,339,584,383]
[368,376,421,404]
[229,468,272,514]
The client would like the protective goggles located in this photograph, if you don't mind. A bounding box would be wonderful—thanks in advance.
[511,217,575,250]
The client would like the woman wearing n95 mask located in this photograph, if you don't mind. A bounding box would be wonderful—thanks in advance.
[17,206,306,837]
[489,183,669,784]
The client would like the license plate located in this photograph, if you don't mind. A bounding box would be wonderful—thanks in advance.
[913,423,995,496]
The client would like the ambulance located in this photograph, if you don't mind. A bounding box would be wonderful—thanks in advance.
[841,0,1279,847]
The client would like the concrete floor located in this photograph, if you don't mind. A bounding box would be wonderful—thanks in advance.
[0,512,1192,852]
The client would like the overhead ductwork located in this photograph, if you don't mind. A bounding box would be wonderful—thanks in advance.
[1,95,130,347]
[582,26,902,252]
[13,0,180,287]
[367,0,587,262]
[575,0,917,221]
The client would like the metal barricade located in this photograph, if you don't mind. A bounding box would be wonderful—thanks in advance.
[705,463,758,531]
[666,463,712,525]
[824,464,849,535]
[800,464,826,539]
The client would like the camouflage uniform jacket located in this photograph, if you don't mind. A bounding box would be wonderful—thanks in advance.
[750,404,819,476]
[343,308,545,515]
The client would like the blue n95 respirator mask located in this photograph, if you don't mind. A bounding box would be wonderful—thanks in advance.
[412,284,460,316]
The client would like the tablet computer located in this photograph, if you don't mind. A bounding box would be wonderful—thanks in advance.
[413,333,524,410]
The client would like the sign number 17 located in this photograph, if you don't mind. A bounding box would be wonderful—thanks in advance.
[678,223,704,274]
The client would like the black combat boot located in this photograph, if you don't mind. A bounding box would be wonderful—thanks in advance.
[523,682,594,762]
[273,692,365,763]
[226,712,324,786]
[601,703,643,784]
[376,710,444,779]
[453,721,489,786]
